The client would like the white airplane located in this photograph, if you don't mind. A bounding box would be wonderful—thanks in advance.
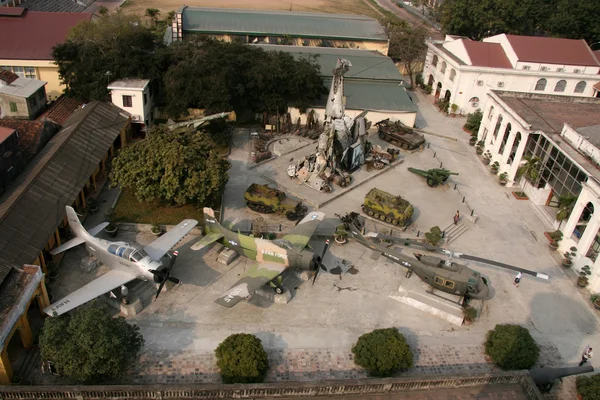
[44,206,198,316]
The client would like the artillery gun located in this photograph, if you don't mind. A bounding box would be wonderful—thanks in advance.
[408,167,458,187]
[244,184,308,221]
[361,188,413,226]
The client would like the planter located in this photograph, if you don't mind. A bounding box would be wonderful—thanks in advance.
[491,168,499,174]
[88,205,98,214]
[463,126,473,135]
[48,270,59,280]
[577,278,588,288]
[104,225,118,237]
[476,148,483,155]
[562,259,572,268]
[483,158,491,165]
[499,180,507,186]
[512,191,529,200]
[469,139,476,146]
[594,299,600,310]
[151,229,162,236]
[549,241,559,251]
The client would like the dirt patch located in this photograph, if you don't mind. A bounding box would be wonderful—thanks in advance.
[121,0,382,19]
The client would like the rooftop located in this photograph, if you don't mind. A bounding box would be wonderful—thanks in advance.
[253,45,404,82]
[0,77,46,98]
[40,96,86,126]
[461,40,512,69]
[0,10,92,60]
[0,70,19,85]
[0,101,130,285]
[181,7,388,42]
[0,119,60,162]
[8,0,96,13]
[495,34,600,66]
[108,78,150,90]
[0,126,15,144]
[576,124,600,149]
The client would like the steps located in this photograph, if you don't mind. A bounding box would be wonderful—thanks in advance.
[443,221,468,245]
[389,287,465,326]
[530,202,558,230]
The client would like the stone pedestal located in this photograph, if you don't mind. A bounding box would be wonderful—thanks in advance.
[80,255,99,272]
[273,291,293,304]
[120,297,143,317]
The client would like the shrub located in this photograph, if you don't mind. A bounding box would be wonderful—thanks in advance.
[415,72,424,87]
[577,374,600,400]
[464,109,483,132]
[423,84,433,94]
[351,328,413,377]
[425,226,442,246]
[215,333,269,383]
[484,324,539,370]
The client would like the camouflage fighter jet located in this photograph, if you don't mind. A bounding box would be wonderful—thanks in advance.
[193,208,330,307]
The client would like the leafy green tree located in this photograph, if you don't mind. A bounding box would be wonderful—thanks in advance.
[516,155,540,195]
[110,125,230,206]
[52,11,169,101]
[145,8,160,25]
[484,324,539,370]
[39,303,144,384]
[388,24,428,88]
[464,109,483,132]
[97,5,109,16]
[215,334,269,383]
[163,38,326,119]
[351,328,413,377]
[544,0,600,45]
[577,373,600,400]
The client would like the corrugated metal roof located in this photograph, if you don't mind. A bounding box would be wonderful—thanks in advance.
[317,78,417,113]
[0,77,46,97]
[10,0,95,13]
[0,101,130,285]
[182,7,388,42]
[254,45,403,82]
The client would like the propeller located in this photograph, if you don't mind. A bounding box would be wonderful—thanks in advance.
[151,250,181,300]
[312,239,331,286]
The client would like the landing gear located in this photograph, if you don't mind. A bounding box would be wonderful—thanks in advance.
[269,279,285,294]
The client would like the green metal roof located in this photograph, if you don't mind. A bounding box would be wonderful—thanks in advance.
[181,7,388,42]
[318,78,417,113]
[254,45,404,82]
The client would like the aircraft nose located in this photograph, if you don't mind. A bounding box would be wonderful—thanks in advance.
[474,278,494,300]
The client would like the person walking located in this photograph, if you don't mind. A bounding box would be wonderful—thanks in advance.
[513,272,523,287]
[454,210,460,225]
[579,345,593,366]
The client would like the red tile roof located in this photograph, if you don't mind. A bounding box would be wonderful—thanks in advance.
[0,119,58,161]
[462,40,513,69]
[0,70,19,85]
[39,96,85,126]
[0,11,92,60]
[504,34,600,67]
[0,126,16,144]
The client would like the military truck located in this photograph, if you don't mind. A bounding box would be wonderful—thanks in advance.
[244,184,308,221]
[361,188,414,226]
[375,119,426,150]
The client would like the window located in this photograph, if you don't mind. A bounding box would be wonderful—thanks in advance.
[12,66,24,77]
[499,123,511,155]
[488,106,494,120]
[535,78,547,91]
[434,276,444,285]
[24,67,36,79]
[9,102,17,112]
[554,80,566,92]
[440,61,447,73]
[444,280,455,289]
[432,55,438,67]
[449,69,456,82]
[122,95,133,107]
[574,81,586,93]
[143,93,147,105]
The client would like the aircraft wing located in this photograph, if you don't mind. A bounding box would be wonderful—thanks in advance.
[281,211,325,250]
[44,270,137,316]
[144,219,198,260]
[215,261,287,308]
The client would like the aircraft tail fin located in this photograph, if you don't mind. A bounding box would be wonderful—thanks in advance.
[65,206,93,240]
[202,207,224,234]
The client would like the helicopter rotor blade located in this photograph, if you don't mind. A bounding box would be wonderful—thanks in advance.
[312,239,332,286]
[459,254,549,280]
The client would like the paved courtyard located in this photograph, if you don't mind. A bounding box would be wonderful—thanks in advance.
[33,91,597,400]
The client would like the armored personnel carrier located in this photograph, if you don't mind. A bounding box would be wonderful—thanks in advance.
[361,188,414,226]
[244,184,308,221]
[375,119,426,150]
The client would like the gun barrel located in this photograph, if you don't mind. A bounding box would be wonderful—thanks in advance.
[529,365,594,384]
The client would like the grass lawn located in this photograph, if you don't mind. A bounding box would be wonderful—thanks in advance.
[114,187,214,226]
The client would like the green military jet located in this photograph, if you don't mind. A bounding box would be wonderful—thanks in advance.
[194,208,330,308]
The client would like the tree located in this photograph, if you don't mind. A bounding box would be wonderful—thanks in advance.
[97,5,109,16]
[484,324,539,370]
[388,24,428,88]
[464,109,483,132]
[351,328,413,377]
[52,11,169,101]
[215,334,269,383]
[39,303,144,384]
[110,125,230,206]
[544,0,600,45]
[577,373,600,400]
[556,194,578,223]
[163,38,326,119]
[516,155,540,196]
[145,8,160,26]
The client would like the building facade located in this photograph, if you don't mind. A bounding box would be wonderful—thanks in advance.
[0,76,46,119]
[0,126,23,194]
[170,6,390,55]
[422,34,600,115]
[108,79,154,127]
[475,91,600,292]
[0,8,92,101]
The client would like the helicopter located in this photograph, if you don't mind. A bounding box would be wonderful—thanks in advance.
[334,212,549,304]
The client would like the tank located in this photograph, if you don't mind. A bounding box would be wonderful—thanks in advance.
[244,184,308,221]
[361,188,414,226]
[376,119,426,150]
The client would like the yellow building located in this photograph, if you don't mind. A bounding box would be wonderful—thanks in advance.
[0,7,92,101]
[0,101,131,385]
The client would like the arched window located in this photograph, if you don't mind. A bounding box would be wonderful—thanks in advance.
[535,78,547,91]
[493,115,503,140]
[574,81,587,93]
[499,123,512,155]
[469,97,480,107]
[488,105,494,120]
[574,202,595,240]
[508,132,521,164]
[554,80,567,92]
[449,69,456,81]
[432,55,438,67]
[440,61,447,73]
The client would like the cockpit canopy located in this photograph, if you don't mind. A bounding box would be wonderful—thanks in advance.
[107,244,149,263]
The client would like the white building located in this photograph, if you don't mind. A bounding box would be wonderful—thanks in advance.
[475,90,600,292]
[422,34,600,115]
[107,79,154,128]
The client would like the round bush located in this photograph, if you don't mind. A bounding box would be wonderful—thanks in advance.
[215,333,269,384]
[484,324,539,370]
[351,328,413,377]
[577,374,600,400]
